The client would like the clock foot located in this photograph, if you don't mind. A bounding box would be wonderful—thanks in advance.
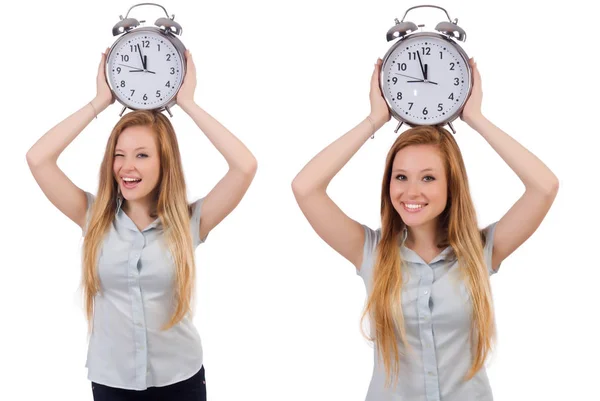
[165,106,173,117]
[119,106,127,117]
[394,121,404,133]
[447,121,456,134]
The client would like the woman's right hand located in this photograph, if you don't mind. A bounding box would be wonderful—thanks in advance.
[368,58,391,129]
[92,48,115,113]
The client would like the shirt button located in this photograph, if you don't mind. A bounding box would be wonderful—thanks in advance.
[424,290,429,295]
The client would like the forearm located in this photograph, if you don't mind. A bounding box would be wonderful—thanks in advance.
[292,117,380,195]
[26,98,107,167]
[179,101,256,174]
[466,114,558,194]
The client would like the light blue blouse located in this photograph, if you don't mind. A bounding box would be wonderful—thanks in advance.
[82,191,206,390]
[358,222,501,401]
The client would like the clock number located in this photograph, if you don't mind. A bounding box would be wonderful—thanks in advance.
[120,80,126,87]
[408,52,417,60]
[408,102,414,110]
[448,93,454,100]
[116,67,121,74]
[142,40,150,48]
[422,107,428,115]
[170,67,175,75]
[421,47,431,56]
[437,103,443,111]
[121,55,129,62]
[166,54,171,61]
[454,78,460,86]
[449,63,455,71]
[392,77,398,84]
[130,89,135,96]
[130,45,137,52]
[156,90,161,98]
[157,44,161,52]
[143,94,148,101]
[439,51,443,59]
[397,63,407,71]
[165,81,171,88]
[396,92,402,100]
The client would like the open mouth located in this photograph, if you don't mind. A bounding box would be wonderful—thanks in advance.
[402,202,428,213]
[122,177,142,189]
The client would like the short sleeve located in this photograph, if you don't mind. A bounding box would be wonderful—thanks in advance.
[82,191,95,237]
[190,197,207,248]
[482,221,501,276]
[357,225,381,282]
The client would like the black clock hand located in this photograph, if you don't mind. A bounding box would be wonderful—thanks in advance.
[424,64,428,81]
[129,69,156,74]
[407,79,438,85]
[416,51,426,79]
[137,44,146,70]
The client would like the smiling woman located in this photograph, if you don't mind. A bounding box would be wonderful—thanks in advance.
[25,48,257,401]
[113,125,161,210]
[291,57,558,401]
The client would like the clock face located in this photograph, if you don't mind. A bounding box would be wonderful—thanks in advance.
[381,34,471,126]
[106,29,184,110]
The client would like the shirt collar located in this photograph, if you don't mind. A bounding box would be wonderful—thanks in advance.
[116,197,161,232]
[398,226,455,265]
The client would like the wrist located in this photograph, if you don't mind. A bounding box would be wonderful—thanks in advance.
[367,113,387,131]
[91,97,109,114]
[463,112,486,128]
[178,99,197,113]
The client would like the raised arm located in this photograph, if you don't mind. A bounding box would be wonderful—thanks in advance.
[291,59,390,269]
[26,50,114,231]
[461,58,559,272]
[176,51,258,242]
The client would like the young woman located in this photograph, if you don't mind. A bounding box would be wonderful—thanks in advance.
[26,49,257,401]
[291,58,558,400]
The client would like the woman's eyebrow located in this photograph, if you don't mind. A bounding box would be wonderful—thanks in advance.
[115,146,148,152]
[393,168,436,173]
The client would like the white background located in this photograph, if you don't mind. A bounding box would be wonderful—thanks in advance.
[2,0,598,400]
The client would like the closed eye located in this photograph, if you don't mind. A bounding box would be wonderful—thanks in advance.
[114,153,148,158]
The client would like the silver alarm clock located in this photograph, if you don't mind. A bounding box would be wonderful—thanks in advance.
[105,3,187,117]
[380,5,472,134]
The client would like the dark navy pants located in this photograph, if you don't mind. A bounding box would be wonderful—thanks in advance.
[91,366,206,401]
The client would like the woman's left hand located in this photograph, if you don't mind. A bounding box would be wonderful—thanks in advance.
[176,50,196,109]
[460,58,483,125]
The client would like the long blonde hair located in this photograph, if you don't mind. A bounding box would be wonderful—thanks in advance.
[82,110,196,331]
[362,125,495,385]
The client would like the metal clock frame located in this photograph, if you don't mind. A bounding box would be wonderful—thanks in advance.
[105,3,187,117]
[379,6,472,134]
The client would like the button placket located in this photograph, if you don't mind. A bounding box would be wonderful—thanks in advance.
[129,232,148,389]
[418,264,440,401]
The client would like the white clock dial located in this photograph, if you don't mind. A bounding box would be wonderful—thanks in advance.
[381,34,471,126]
[107,30,184,110]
